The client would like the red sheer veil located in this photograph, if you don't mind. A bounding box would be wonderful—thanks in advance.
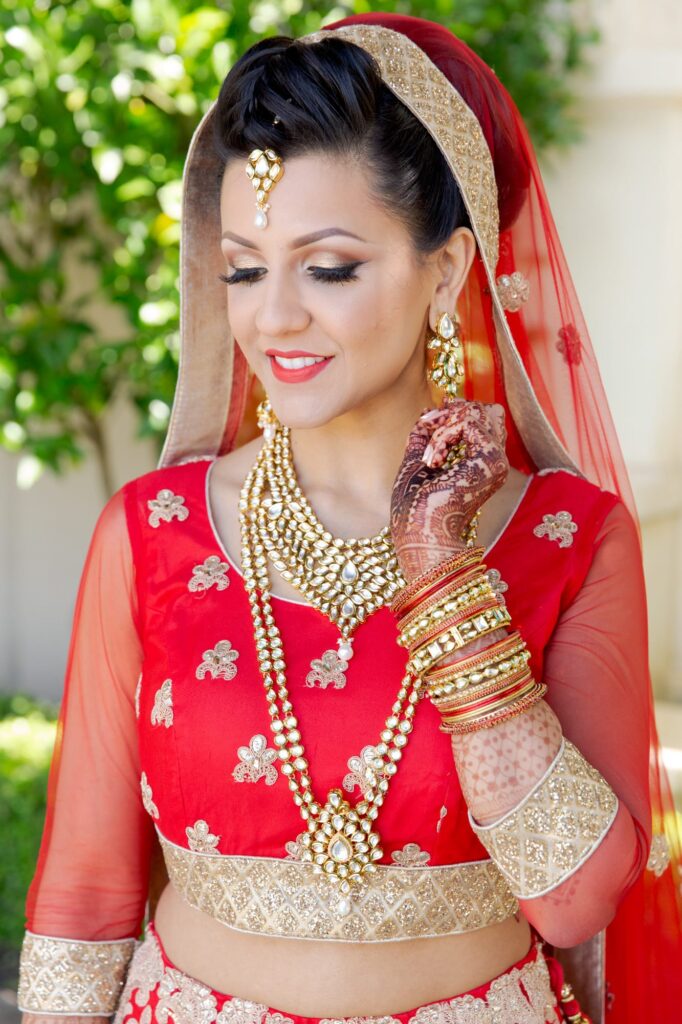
[156,12,682,1021]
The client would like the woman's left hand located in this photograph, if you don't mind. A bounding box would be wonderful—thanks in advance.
[390,398,509,582]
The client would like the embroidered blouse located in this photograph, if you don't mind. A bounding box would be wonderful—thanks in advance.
[21,460,652,982]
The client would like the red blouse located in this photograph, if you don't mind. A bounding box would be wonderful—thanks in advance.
[25,458,652,943]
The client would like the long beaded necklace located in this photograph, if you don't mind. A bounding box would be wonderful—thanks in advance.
[238,414,479,917]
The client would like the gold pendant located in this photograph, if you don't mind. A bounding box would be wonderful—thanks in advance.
[299,789,383,915]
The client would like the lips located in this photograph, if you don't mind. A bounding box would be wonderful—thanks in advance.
[267,353,333,383]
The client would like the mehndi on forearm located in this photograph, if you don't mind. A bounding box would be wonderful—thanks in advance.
[392,547,621,903]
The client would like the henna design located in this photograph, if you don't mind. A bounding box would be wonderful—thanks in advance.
[390,399,509,581]
[450,699,563,826]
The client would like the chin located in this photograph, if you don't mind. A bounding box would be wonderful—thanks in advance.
[269,396,345,431]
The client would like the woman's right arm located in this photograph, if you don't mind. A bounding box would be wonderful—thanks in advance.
[18,487,154,1022]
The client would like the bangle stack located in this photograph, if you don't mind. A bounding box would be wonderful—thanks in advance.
[392,550,546,734]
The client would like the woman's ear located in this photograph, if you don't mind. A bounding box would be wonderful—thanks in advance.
[428,227,477,330]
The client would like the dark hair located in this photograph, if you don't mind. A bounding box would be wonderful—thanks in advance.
[211,34,471,264]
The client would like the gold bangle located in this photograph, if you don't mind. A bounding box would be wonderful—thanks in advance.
[410,605,512,673]
[426,645,530,699]
[402,595,501,653]
[430,662,532,710]
[392,547,485,617]
[440,682,547,735]
[425,631,527,684]
[439,672,538,724]
[398,567,491,633]
[398,575,495,642]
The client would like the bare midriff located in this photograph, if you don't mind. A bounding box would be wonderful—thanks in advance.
[153,881,532,1017]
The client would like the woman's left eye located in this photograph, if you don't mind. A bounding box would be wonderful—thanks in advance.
[218,261,365,288]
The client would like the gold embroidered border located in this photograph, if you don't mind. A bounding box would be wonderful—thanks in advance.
[468,738,619,899]
[17,930,137,1015]
[114,925,559,1024]
[300,25,499,270]
[157,830,518,942]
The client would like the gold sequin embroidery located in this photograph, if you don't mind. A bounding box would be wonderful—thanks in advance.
[485,567,508,604]
[147,489,189,528]
[647,833,671,877]
[306,649,348,689]
[157,828,519,942]
[496,271,530,312]
[299,26,499,270]
[196,640,240,681]
[151,679,173,728]
[532,511,578,548]
[342,745,392,798]
[189,555,231,593]
[390,842,431,867]
[232,734,279,785]
[469,738,619,899]
[140,772,159,819]
[186,820,221,853]
[18,931,136,1016]
[134,673,142,719]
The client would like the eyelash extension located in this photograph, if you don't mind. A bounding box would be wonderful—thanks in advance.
[217,262,365,287]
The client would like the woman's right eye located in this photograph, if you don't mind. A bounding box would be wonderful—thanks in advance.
[218,268,263,287]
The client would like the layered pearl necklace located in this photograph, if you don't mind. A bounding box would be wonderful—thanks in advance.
[238,416,478,917]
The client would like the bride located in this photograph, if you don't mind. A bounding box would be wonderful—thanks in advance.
[18,12,681,1024]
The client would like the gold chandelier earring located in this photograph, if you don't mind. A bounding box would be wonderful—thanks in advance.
[256,396,280,442]
[427,310,464,401]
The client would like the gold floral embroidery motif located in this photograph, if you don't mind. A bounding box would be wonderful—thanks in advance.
[647,834,671,877]
[485,568,508,604]
[151,679,173,728]
[156,967,218,1024]
[188,555,231,593]
[390,842,431,867]
[134,673,142,719]
[196,640,240,681]
[186,820,221,853]
[342,745,392,798]
[18,931,136,1016]
[140,772,159,819]
[112,930,164,1024]
[469,738,619,899]
[284,830,308,860]
[532,511,578,548]
[496,271,530,312]
[232,734,279,785]
[436,805,448,834]
[306,649,348,689]
[147,489,190,528]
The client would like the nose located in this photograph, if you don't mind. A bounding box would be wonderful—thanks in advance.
[254,267,310,337]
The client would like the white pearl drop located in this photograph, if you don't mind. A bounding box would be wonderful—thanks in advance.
[337,642,353,662]
[254,209,267,229]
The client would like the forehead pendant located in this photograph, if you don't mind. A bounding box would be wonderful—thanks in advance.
[245,148,284,229]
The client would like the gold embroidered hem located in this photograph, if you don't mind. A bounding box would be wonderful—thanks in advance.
[113,924,560,1024]
[468,737,619,899]
[157,829,519,942]
[17,929,137,1015]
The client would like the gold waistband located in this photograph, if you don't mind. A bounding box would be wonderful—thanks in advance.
[157,830,519,942]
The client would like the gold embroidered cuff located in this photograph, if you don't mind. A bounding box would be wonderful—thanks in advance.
[468,737,619,899]
[17,930,137,1016]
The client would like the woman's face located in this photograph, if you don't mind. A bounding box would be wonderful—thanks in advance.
[219,151,474,429]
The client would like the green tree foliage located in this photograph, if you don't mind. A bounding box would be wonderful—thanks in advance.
[0,0,599,497]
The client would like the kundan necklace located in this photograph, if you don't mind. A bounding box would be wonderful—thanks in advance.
[239,446,424,918]
[238,411,479,917]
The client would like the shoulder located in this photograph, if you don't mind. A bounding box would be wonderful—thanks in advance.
[533,466,621,520]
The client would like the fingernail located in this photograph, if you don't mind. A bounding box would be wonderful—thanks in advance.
[422,443,433,464]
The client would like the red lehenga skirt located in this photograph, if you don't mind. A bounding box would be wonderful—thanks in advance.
[112,921,587,1024]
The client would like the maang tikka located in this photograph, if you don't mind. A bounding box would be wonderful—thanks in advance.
[246,147,284,229]
[427,311,464,400]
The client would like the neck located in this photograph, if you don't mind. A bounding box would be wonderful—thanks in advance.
[286,381,433,532]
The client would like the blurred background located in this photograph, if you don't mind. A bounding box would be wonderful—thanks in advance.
[1,0,681,1018]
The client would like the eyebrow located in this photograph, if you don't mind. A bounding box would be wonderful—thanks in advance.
[220,227,368,249]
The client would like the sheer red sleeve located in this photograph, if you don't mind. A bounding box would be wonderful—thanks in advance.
[17,487,153,1017]
[468,499,652,948]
